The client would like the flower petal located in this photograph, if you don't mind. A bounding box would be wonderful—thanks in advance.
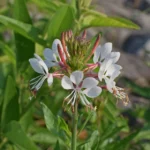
[44,60,58,68]
[105,78,116,93]
[61,76,74,89]
[82,77,99,89]
[93,45,101,63]
[70,71,83,85]
[105,64,122,77]
[107,52,120,63]
[34,54,48,74]
[98,59,113,81]
[83,86,102,98]
[100,43,112,61]
[47,74,53,86]
[44,48,57,62]
[29,58,45,74]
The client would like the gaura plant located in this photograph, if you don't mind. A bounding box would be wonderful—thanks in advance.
[29,30,129,150]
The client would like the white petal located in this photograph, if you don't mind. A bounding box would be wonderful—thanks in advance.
[82,77,99,89]
[93,45,101,63]
[34,53,43,61]
[98,59,113,81]
[44,60,58,68]
[33,54,48,74]
[107,52,120,63]
[61,76,74,89]
[105,64,122,77]
[29,58,45,74]
[70,71,83,85]
[83,86,102,98]
[105,78,116,93]
[44,48,57,62]
[47,74,53,86]
[100,43,112,61]
[38,60,48,74]
[110,70,121,81]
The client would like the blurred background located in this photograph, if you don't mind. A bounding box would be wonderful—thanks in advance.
[0,0,150,150]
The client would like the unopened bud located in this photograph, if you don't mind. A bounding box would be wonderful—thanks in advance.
[57,44,66,64]
[61,32,69,58]
[82,30,87,39]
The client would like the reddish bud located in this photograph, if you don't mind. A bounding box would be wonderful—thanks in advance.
[82,30,87,39]
[61,32,70,58]
[91,35,100,55]
[85,35,100,63]
[57,44,66,64]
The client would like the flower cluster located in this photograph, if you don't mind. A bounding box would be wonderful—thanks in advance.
[29,31,129,109]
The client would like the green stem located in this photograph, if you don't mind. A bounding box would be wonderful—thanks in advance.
[71,101,78,150]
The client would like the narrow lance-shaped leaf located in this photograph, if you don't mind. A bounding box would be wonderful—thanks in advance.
[4,121,38,150]
[0,15,46,46]
[13,0,34,64]
[41,102,57,131]
[1,76,19,129]
[31,0,65,14]
[80,14,140,30]
[47,5,75,44]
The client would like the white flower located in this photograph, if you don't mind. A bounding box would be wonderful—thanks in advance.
[61,71,102,106]
[98,59,122,82]
[44,39,66,68]
[93,42,120,64]
[29,54,53,91]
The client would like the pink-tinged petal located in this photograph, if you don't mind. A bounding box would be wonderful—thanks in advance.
[61,76,74,89]
[107,52,120,63]
[47,74,53,86]
[100,43,112,61]
[82,77,99,89]
[44,48,57,62]
[83,86,102,98]
[52,39,63,54]
[93,45,101,63]
[29,58,45,74]
[70,71,83,85]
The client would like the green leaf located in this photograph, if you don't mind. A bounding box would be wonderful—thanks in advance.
[113,131,139,150]
[4,121,38,150]
[54,140,60,150]
[123,77,150,99]
[41,102,57,131]
[134,124,150,141]
[1,76,19,129]
[0,15,46,46]
[58,116,71,137]
[31,0,65,14]
[47,5,75,44]
[0,41,15,64]
[81,14,140,30]
[13,0,34,64]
